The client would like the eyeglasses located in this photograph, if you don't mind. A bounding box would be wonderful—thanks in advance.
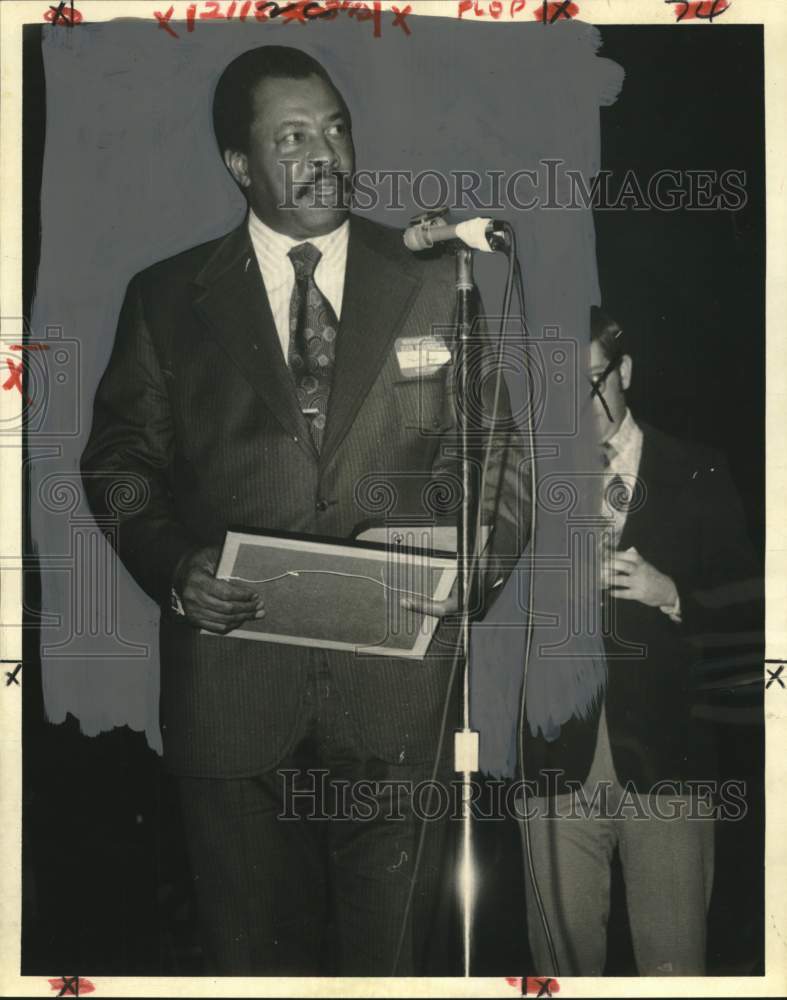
[587,355,621,423]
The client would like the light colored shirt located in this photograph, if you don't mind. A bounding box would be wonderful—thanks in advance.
[604,408,643,541]
[247,209,350,358]
[605,408,682,623]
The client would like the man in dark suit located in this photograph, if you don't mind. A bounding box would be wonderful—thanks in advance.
[522,308,759,976]
[81,46,522,976]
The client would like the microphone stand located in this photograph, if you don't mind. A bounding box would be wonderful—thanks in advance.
[453,246,481,978]
[403,212,513,978]
[451,231,560,979]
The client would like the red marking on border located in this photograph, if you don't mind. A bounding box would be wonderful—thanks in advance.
[154,4,178,36]
[458,0,528,16]
[504,978,561,996]
[47,978,96,996]
[200,0,225,16]
[667,0,730,20]
[279,0,326,23]
[3,344,49,401]
[530,979,560,996]
[2,359,25,396]
[533,0,578,20]
[43,3,83,24]
[391,3,412,34]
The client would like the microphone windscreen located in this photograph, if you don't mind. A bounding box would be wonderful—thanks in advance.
[454,218,494,253]
[403,226,432,251]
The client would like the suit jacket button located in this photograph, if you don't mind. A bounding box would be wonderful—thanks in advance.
[316,499,329,512]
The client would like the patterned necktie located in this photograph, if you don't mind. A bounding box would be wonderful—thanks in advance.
[600,441,629,544]
[606,474,631,514]
[287,242,338,451]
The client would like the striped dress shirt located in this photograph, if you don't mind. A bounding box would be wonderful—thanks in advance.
[247,209,350,358]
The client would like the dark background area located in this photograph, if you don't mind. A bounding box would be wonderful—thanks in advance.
[21,23,764,978]
[594,26,765,555]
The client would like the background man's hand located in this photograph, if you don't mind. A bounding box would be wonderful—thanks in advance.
[399,561,505,619]
[175,545,265,634]
[603,546,679,609]
[400,582,459,620]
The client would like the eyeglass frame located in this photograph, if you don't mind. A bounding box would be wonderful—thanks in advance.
[587,354,622,423]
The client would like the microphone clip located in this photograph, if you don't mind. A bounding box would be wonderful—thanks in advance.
[406,208,455,250]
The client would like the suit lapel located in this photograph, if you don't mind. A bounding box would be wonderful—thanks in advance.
[190,217,422,468]
[618,428,676,552]
[320,216,422,467]
[190,224,317,461]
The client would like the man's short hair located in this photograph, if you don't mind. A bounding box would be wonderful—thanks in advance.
[590,306,626,366]
[212,45,347,155]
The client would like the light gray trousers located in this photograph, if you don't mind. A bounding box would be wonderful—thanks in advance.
[523,707,715,976]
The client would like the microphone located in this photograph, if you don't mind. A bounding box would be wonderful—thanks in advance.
[403,215,509,253]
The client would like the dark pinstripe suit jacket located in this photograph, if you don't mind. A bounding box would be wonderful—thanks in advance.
[81,214,525,777]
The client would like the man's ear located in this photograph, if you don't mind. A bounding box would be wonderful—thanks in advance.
[224,149,251,189]
[619,354,633,392]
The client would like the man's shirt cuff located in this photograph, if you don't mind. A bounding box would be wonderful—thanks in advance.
[659,594,682,624]
[170,587,186,617]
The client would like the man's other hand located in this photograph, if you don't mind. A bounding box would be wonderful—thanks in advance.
[400,576,465,619]
[604,546,679,609]
[399,563,504,619]
[400,588,459,619]
[175,545,265,634]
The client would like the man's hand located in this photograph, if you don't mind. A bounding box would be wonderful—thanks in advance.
[399,561,505,619]
[400,582,459,620]
[603,546,679,609]
[175,545,265,634]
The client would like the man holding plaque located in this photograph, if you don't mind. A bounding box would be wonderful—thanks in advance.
[81,45,523,975]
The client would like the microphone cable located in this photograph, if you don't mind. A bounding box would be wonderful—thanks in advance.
[509,228,561,978]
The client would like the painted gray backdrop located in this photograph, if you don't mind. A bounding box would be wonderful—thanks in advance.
[31,12,622,771]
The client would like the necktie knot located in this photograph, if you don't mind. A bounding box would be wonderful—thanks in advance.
[288,242,322,281]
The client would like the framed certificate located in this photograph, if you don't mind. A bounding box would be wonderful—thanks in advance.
[210,529,458,659]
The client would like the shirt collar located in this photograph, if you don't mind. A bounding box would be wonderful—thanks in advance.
[607,408,641,468]
[247,209,349,291]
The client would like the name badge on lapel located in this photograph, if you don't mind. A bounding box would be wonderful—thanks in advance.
[394,335,452,379]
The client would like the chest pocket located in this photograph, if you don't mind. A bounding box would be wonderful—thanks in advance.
[392,368,454,435]
[391,334,454,434]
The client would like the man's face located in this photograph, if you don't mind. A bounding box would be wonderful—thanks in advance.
[589,339,632,443]
[226,74,355,240]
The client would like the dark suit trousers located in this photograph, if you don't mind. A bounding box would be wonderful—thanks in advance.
[177,650,453,976]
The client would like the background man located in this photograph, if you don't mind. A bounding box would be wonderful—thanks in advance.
[81,45,521,976]
[522,307,760,976]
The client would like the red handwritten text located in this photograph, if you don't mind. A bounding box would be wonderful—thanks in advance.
[154,0,412,38]
[533,0,578,21]
[457,0,529,18]
[457,0,577,21]
[666,0,730,19]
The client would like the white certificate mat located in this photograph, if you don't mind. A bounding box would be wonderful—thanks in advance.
[209,530,458,659]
